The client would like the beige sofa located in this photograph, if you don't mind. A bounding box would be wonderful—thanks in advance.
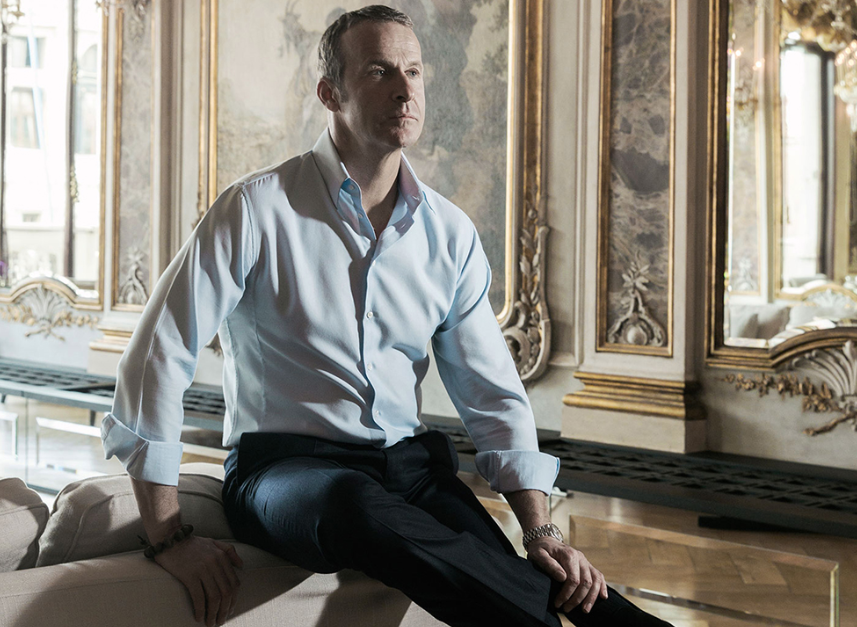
[0,464,442,627]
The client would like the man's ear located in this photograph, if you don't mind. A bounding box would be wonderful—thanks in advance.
[317,78,340,112]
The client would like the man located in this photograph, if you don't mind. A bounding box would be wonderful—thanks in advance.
[103,6,671,627]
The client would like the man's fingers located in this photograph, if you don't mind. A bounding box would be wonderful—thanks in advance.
[580,567,603,613]
[563,559,593,611]
[210,563,236,627]
[216,548,242,590]
[553,551,580,609]
[202,575,223,627]
[214,540,244,569]
[184,578,206,624]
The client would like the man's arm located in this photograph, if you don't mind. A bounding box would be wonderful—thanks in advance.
[505,490,608,615]
[131,478,243,627]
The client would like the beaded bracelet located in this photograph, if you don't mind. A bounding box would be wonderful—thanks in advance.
[139,524,194,559]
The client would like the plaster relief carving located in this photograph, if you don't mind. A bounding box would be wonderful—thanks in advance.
[116,247,149,306]
[606,255,666,347]
[724,340,857,435]
[0,286,99,340]
[503,193,550,380]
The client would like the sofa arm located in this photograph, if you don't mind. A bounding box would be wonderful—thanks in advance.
[0,542,441,627]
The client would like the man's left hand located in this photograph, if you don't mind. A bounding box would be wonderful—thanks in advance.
[526,536,608,614]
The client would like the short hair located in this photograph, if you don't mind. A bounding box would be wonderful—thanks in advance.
[318,5,414,91]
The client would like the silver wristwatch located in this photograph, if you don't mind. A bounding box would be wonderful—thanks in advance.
[522,523,563,551]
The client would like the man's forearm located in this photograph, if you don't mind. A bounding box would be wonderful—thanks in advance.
[504,489,552,533]
[131,477,183,543]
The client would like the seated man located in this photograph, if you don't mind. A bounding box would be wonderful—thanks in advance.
[102,5,672,627]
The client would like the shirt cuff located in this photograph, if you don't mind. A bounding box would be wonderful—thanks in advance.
[101,414,184,486]
[474,450,559,495]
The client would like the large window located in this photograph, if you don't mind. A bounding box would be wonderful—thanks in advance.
[0,0,103,290]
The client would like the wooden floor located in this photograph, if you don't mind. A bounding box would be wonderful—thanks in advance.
[464,473,854,627]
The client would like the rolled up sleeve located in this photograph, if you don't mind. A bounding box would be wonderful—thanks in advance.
[102,184,257,485]
[432,224,558,495]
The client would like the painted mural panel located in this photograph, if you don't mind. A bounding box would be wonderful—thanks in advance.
[215,0,509,311]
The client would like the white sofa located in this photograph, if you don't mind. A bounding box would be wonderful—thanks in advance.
[0,464,442,627]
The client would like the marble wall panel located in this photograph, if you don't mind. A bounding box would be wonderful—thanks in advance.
[602,0,672,350]
[114,8,152,308]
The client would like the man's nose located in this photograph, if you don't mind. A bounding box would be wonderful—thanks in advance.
[393,71,415,102]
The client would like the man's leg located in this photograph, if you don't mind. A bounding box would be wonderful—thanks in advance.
[225,454,561,627]
[222,433,671,627]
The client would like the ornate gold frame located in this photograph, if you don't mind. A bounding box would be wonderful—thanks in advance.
[705,0,857,371]
[0,5,109,313]
[595,0,676,356]
[197,0,551,380]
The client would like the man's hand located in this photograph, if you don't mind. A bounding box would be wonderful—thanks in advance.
[154,535,244,627]
[130,478,243,626]
[525,536,608,614]
[503,489,608,615]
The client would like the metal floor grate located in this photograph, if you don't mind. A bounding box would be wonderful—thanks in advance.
[4,359,856,537]
[428,421,857,539]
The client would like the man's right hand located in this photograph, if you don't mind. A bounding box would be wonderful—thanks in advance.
[154,535,244,627]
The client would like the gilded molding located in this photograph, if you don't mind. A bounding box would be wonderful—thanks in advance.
[563,372,704,421]
[596,0,676,356]
[0,282,100,340]
[723,340,857,435]
[197,0,551,381]
[89,325,133,354]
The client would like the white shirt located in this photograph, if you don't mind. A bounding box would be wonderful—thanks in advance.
[102,130,559,493]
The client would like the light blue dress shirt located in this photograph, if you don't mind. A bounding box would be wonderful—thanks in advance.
[102,130,559,493]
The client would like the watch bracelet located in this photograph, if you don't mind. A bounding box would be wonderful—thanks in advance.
[522,522,563,551]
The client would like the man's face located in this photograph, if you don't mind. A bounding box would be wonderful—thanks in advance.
[333,20,426,154]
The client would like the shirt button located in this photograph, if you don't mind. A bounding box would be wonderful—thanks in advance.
[367,364,374,371]
[374,410,382,417]
[366,311,375,319]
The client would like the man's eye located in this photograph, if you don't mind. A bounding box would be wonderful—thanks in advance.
[372,69,385,76]
[407,70,420,77]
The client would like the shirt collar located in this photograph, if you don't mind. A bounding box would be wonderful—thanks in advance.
[311,130,434,216]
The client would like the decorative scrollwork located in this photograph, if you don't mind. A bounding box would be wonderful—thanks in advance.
[607,254,666,347]
[503,192,550,381]
[724,340,857,435]
[117,247,149,306]
[0,286,99,340]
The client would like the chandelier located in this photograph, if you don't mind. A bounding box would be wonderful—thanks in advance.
[780,0,857,51]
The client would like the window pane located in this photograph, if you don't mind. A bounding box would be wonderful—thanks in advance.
[8,87,41,149]
[1,0,71,287]
[72,0,102,286]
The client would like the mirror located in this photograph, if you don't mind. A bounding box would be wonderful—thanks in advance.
[0,0,103,302]
[721,0,857,349]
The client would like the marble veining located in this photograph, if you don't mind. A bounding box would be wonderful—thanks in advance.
[604,0,672,347]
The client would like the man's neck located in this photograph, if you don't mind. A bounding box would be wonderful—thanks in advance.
[330,130,401,237]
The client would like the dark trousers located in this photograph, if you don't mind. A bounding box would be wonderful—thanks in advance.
[221,430,670,627]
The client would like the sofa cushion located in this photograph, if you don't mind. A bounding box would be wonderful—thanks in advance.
[0,477,50,571]
[37,465,232,567]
